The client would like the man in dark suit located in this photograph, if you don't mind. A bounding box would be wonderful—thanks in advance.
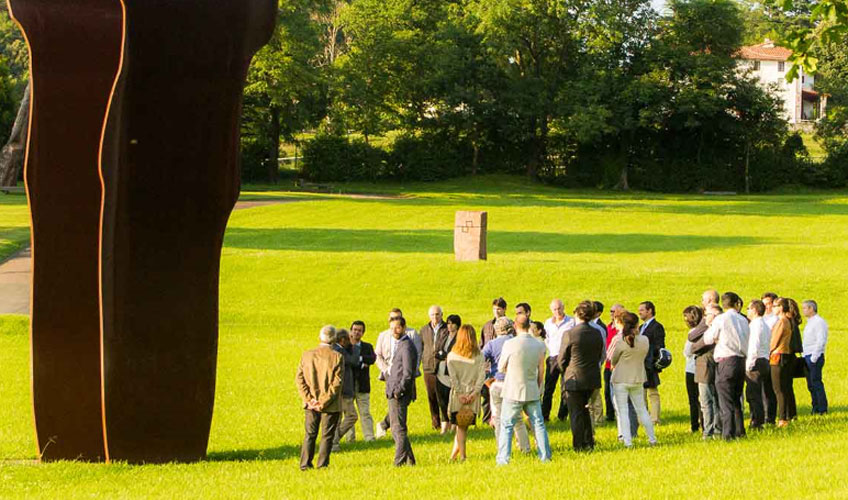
[348,320,377,441]
[332,329,358,451]
[638,301,665,425]
[386,316,418,466]
[558,301,604,451]
[296,325,344,470]
[419,305,449,431]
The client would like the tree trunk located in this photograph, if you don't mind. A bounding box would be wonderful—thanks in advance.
[745,139,751,194]
[615,131,632,191]
[0,80,31,187]
[266,106,280,184]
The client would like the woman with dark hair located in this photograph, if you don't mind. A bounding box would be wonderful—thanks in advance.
[770,298,795,427]
[785,298,803,419]
[447,324,486,461]
[609,310,657,447]
[435,314,461,434]
[682,306,703,433]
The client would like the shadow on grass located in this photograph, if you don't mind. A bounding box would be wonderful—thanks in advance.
[223,228,768,254]
[206,406,848,462]
[236,182,848,218]
[206,426,462,462]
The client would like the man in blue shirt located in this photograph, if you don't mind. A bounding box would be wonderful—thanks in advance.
[483,317,531,453]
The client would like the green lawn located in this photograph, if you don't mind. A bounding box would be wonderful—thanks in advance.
[1,175,847,498]
[0,193,29,261]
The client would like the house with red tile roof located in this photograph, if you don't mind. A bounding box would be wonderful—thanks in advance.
[737,39,826,126]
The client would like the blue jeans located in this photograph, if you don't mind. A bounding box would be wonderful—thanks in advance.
[497,399,550,465]
[804,355,828,414]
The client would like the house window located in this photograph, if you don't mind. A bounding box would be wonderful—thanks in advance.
[778,61,785,72]
[753,60,761,71]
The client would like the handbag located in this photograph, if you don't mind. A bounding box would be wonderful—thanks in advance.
[455,404,475,427]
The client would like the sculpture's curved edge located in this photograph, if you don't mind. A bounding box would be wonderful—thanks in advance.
[5,0,42,462]
[97,0,128,465]
[9,0,124,462]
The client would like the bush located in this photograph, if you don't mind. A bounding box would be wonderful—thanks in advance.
[388,133,471,181]
[301,134,386,182]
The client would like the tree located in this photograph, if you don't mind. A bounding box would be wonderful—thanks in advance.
[242,0,329,183]
[0,6,28,186]
[765,0,848,80]
[727,76,788,192]
[474,0,587,178]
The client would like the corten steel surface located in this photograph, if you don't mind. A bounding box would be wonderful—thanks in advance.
[9,0,275,463]
[100,0,275,464]
[8,0,124,462]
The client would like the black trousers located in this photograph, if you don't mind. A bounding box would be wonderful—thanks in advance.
[716,357,746,440]
[685,372,701,432]
[435,378,451,424]
[542,356,567,421]
[566,389,594,451]
[481,384,491,425]
[746,357,776,427]
[771,354,795,422]
[604,368,616,421]
[423,373,442,429]
[388,397,416,466]
[301,410,340,470]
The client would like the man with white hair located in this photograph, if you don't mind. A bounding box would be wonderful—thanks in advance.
[296,325,344,470]
[543,298,574,421]
[420,305,449,432]
[802,300,829,415]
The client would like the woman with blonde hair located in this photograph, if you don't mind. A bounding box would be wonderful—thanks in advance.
[447,324,487,461]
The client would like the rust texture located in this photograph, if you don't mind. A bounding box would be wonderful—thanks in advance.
[9,0,275,463]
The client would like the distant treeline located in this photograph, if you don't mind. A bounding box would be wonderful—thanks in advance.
[2,1,847,191]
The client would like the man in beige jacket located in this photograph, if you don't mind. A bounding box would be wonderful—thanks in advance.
[296,325,344,470]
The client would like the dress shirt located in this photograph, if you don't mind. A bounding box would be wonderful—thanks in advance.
[639,317,654,334]
[763,313,778,330]
[802,314,829,362]
[746,317,771,371]
[604,323,618,370]
[482,334,514,381]
[704,309,749,360]
[375,327,422,376]
[544,315,574,358]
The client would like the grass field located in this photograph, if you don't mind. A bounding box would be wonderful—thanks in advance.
[1,175,846,498]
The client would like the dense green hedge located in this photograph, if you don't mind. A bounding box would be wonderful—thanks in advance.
[295,130,839,192]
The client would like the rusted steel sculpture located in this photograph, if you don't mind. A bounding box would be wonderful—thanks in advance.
[7,0,275,463]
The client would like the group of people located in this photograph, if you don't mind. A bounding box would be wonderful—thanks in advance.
[295,292,829,469]
[683,291,829,441]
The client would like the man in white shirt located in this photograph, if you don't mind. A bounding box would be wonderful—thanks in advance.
[542,299,574,421]
[374,308,422,438]
[744,300,776,428]
[802,300,829,415]
[704,292,749,440]
[761,292,779,329]
[496,314,551,465]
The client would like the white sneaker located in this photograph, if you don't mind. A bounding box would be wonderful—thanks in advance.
[375,423,387,439]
